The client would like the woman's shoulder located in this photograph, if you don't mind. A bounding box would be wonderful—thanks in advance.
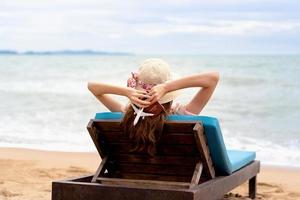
[170,102,196,115]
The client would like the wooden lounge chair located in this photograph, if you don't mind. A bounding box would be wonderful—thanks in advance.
[52,112,260,200]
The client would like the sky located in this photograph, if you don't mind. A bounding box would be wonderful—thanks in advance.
[1,0,300,54]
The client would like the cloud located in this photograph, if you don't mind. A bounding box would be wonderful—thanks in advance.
[1,0,300,53]
[135,20,300,37]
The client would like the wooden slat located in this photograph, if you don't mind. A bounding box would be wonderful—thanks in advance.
[108,143,198,156]
[116,163,194,176]
[93,121,198,133]
[193,123,216,179]
[119,173,192,182]
[190,161,203,188]
[98,132,196,145]
[87,120,106,158]
[163,122,197,133]
[91,156,108,183]
[160,134,195,144]
[93,121,122,132]
[53,179,194,200]
[110,154,198,166]
[96,177,191,189]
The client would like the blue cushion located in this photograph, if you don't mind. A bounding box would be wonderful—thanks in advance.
[94,112,255,175]
[227,150,256,173]
[95,112,124,120]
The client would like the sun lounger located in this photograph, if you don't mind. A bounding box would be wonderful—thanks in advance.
[52,112,260,200]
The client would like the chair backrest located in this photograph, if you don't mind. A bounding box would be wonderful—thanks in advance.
[93,112,233,175]
[88,116,216,183]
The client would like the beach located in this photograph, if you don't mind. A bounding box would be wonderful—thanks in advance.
[1,55,300,199]
[2,0,300,199]
[0,147,299,200]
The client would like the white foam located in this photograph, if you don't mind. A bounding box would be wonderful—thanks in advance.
[224,132,300,167]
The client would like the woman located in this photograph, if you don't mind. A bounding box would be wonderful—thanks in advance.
[88,58,219,155]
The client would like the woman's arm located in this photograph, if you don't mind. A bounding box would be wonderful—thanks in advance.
[148,71,219,115]
[87,82,151,112]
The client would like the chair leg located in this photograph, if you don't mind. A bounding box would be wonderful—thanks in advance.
[249,176,257,199]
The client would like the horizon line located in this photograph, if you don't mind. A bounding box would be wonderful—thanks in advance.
[0,49,299,56]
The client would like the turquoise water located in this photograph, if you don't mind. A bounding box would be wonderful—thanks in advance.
[0,55,299,166]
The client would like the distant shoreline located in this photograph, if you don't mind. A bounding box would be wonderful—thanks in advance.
[0,50,134,56]
[0,50,299,56]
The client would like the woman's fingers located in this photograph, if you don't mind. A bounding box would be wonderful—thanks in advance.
[131,97,151,107]
[137,90,148,95]
[148,95,156,103]
[130,89,162,106]
[138,93,151,99]
[146,90,156,101]
[148,90,155,96]
[147,95,154,102]
[136,98,151,106]
[149,92,160,104]
[148,89,161,103]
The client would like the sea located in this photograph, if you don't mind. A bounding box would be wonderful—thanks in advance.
[0,55,299,167]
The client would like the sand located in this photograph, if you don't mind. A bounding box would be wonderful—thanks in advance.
[0,147,299,200]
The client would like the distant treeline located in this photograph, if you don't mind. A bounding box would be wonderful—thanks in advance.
[0,50,134,56]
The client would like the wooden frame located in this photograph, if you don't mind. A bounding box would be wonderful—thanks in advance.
[52,119,260,200]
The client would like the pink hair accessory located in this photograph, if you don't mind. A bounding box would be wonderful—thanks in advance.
[127,72,138,88]
[127,72,157,91]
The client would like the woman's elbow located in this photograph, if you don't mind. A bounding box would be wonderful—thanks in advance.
[209,71,220,86]
[87,82,92,91]
[87,82,97,94]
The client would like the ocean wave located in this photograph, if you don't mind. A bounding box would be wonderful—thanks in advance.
[1,55,300,167]
[224,132,300,167]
